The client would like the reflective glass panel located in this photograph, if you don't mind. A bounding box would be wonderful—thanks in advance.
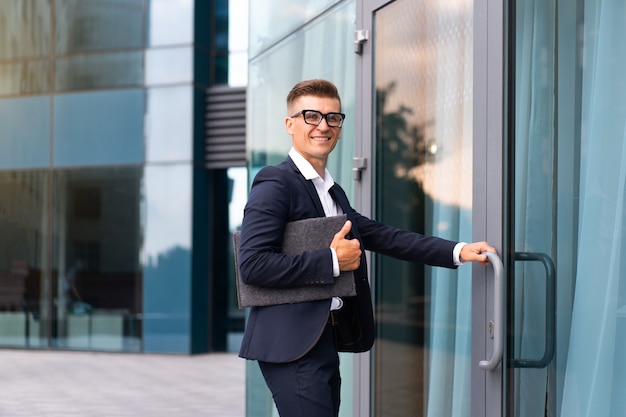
[0,60,50,97]
[0,0,51,59]
[0,96,50,169]
[509,1,626,417]
[51,167,142,351]
[53,90,144,167]
[248,0,338,57]
[54,0,143,54]
[145,47,193,86]
[142,164,192,353]
[227,166,246,352]
[0,170,48,349]
[145,86,192,163]
[373,1,474,416]
[147,0,193,46]
[55,52,144,92]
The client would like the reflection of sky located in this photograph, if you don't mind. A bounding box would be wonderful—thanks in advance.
[143,165,191,262]
[148,0,193,46]
[227,0,249,225]
[228,167,247,232]
[145,86,192,162]
[376,0,473,209]
[228,0,249,86]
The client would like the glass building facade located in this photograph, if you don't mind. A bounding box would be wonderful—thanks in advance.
[0,0,240,355]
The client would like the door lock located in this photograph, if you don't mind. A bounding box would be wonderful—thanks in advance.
[353,157,367,181]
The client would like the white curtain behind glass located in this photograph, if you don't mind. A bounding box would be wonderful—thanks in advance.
[513,1,556,416]
[560,0,626,416]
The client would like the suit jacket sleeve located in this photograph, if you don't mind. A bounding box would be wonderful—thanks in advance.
[328,183,458,269]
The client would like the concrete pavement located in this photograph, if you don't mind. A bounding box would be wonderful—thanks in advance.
[0,349,245,417]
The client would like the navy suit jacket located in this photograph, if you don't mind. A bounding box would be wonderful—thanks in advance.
[238,157,458,363]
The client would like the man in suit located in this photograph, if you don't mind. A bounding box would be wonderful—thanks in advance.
[237,79,495,417]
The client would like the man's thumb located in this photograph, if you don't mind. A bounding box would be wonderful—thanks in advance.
[338,220,352,238]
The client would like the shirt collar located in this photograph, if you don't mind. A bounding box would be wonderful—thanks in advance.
[288,147,334,184]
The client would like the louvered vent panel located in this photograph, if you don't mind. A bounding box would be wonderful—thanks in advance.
[205,86,246,169]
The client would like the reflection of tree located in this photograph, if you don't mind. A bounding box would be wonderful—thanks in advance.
[376,81,433,231]
[375,82,440,325]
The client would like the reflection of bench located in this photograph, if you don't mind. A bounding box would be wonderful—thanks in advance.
[0,260,28,311]
[0,260,31,346]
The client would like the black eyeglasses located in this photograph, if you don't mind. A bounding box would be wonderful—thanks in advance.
[291,110,346,128]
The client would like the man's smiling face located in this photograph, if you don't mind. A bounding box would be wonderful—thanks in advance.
[285,95,342,170]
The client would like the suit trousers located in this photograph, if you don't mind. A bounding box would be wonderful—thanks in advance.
[258,323,341,417]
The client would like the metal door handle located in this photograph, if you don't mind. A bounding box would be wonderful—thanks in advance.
[509,252,555,368]
[479,251,504,371]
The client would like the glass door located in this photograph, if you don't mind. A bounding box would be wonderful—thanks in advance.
[507,0,626,416]
[355,0,504,415]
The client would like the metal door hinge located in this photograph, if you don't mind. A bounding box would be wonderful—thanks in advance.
[354,29,369,55]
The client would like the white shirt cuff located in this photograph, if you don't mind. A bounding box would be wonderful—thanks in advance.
[330,248,340,277]
[453,242,467,265]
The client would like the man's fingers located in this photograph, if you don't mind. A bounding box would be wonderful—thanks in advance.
[335,220,352,239]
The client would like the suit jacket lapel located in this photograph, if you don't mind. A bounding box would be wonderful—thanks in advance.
[329,184,351,214]
[286,156,326,217]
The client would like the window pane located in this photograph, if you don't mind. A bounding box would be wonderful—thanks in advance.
[55,52,144,92]
[51,167,142,351]
[0,60,50,97]
[0,170,48,348]
[0,0,51,59]
[142,165,192,353]
[54,0,143,54]
[145,47,193,86]
[147,0,193,46]
[249,0,339,57]
[0,96,50,169]
[53,90,144,167]
[145,86,192,163]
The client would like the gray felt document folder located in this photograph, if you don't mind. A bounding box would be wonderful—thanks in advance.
[233,214,356,308]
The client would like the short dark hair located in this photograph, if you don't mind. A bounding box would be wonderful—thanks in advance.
[286,79,341,110]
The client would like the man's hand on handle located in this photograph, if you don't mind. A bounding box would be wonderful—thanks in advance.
[460,242,497,265]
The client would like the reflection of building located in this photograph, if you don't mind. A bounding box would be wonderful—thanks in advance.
[0,1,245,354]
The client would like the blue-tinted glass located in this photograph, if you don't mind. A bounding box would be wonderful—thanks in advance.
[51,167,143,352]
[145,86,192,163]
[54,0,143,54]
[0,96,50,169]
[0,170,48,348]
[147,0,193,46]
[0,60,50,97]
[55,52,144,92]
[0,0,51,59]
[215,0,229,51]
[142,164,192,353]
[214,54,229,85]
[145,47,193,85]
[53,90,144,167]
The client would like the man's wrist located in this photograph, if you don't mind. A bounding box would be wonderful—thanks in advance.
[453,242,467,265]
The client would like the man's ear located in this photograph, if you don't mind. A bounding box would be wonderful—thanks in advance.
[285,116,294,135]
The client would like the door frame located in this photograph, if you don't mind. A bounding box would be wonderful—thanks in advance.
[354,0,508,415]
[472,0,507,415]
